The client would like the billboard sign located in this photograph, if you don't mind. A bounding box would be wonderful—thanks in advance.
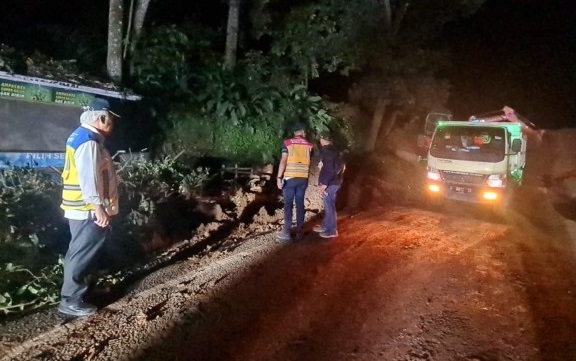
[0,71,140,169]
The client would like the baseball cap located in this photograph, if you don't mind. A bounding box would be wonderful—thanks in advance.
[87,98,121,118]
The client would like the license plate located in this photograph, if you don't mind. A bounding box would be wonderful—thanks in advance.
[452,186,471,194]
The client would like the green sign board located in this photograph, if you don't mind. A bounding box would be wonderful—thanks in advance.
[0,79,95,106]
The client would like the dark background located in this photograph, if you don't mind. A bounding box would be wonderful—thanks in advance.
[443,0,576,128]
[1,0,574,129]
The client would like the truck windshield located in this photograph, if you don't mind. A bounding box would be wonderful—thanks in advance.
[430,126,506,162]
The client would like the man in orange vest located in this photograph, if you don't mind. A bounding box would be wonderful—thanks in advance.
[276,123,313,242]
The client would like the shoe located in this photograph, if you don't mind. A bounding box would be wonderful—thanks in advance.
[319,231,338,238]
[313,225,326,233]
[58,301,97,317]
[276,231,292,242]
[290,226,305,240]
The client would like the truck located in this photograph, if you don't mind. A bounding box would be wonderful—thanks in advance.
[424,106,535,207]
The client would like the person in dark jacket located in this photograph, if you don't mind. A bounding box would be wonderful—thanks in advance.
[313,131,344,238]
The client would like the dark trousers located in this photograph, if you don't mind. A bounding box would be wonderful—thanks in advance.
[60,218,109,305]
[282,177,308,233]
[322,184,340,233]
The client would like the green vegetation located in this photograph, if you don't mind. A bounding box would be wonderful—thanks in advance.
[0,160,211,317]
[0,169,67,315]
[162,80,334,164]
[0,0,488,317]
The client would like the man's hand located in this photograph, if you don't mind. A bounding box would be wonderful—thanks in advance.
[93,205,110,228]
[277,178,284,190]
[319,184,327,196]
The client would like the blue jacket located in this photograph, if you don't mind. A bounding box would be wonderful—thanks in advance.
[318,145,344,186]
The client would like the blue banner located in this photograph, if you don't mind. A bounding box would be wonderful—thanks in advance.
[0,152,65,169]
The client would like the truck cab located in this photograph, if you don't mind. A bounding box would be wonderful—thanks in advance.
[425,120,526,206]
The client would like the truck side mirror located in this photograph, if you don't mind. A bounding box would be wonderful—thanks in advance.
[511,139,522,153]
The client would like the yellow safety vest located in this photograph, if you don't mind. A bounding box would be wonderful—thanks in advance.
[60,126,99,211]
[283,136,313,178]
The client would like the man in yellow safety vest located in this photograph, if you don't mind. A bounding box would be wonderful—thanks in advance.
[58,98,120,317]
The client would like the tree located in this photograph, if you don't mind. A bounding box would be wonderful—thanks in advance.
[132,0,152,41]
[125,0,152,77]
[107,0,124,82]
[225,0,241,68]
[107,0,153,83]
[252,0,485,152]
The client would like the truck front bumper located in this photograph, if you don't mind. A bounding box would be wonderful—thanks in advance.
[426,181,505,204]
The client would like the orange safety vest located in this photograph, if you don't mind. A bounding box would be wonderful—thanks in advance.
[283,136,313,178]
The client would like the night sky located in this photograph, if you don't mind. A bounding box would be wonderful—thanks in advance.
[0,0,575,129]
[444,0,576,128]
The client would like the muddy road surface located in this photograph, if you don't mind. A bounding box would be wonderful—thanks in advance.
[2,184,576,361]
[2,128,576,361]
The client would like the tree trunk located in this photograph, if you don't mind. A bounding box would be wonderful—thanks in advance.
[128,0,152,75]
[379,109,403,142]
[392,2,410,37]
[133,0,151,37]
[383,0,392,33]
[383,0,409,38]
[364,98,390,153]
[225,0,241,69]
[107,0,124,83]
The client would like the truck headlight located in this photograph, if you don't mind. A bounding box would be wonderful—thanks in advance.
[427,168,441,181]
[487,174,504,188]
[428,184,441,193]
[483,191,499,200]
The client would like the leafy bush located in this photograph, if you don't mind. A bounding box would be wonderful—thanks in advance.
[161,112,284,165]
[0,169,66,267]
[162,67,335,165]
[117,153,187,202]
[107,156,211,267]
[116,154,210,231]
[131,26,194,96]
[0,260,63,315]
[0,169,66,315]
[0,160,212,316]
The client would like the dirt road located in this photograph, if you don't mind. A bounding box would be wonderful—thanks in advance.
[2,128,576,361]
[2,183,576,361]
[137,194,576,361]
